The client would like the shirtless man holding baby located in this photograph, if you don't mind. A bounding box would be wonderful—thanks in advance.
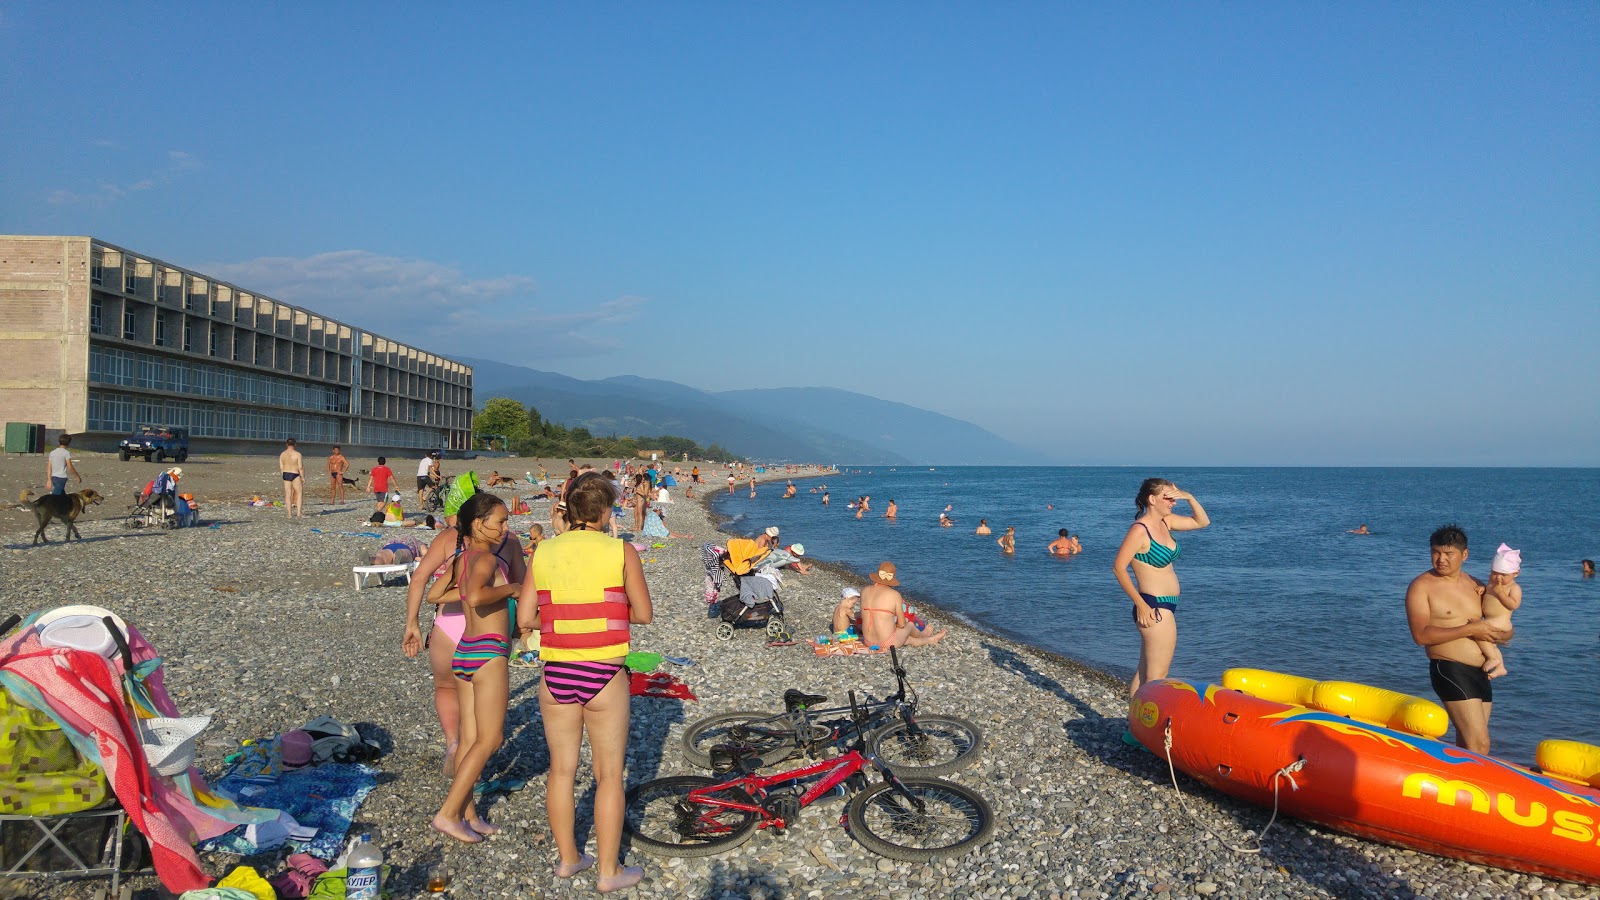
[1404,524,1511,755]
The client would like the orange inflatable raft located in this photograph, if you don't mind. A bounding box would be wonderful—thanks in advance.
[1130,669,1600,885]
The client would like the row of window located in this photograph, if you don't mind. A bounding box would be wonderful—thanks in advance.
[88,391,344,442]
[353,420,449,450]
[90,347,349,413]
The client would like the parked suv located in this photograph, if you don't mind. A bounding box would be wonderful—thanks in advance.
[119,425,189,463]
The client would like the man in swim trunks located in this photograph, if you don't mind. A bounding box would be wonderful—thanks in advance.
[278,438,304,518]
[327,445,348,504]
[1404,524,1511,755]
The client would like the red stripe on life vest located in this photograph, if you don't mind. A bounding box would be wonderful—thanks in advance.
[538,598,630,619]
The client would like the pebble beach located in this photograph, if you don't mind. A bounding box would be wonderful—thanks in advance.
[0,454,1590,899]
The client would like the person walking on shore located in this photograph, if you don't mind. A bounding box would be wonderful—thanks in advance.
[1113,479,1210,722]
[46,434,81,495]
[524,473,652,892]
[327,445,348,505]
[278,438,304,518]
[369,457,394,508]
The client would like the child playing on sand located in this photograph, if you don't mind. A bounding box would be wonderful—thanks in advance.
[1478,543,1523,679]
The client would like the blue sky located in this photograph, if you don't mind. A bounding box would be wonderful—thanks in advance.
[4,3,1596,465]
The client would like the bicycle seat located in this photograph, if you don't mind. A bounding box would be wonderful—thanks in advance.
[783,689,827,711]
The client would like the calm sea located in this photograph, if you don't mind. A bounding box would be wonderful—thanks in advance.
[713,466,1600,762]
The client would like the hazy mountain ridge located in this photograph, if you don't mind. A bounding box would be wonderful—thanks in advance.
[462,357,1040,464]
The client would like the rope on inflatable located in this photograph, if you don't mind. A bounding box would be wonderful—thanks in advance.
[1160,719,1307,854]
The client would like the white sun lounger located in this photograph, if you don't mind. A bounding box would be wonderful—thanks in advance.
[352,561,419,591]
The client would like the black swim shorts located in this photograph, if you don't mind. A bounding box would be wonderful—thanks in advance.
[1429,658,1493,703]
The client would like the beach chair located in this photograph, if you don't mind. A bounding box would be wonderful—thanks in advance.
[351,561,419,591]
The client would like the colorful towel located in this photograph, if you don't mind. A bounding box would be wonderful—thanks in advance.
[629,672,697,700]
[202,762,377,860]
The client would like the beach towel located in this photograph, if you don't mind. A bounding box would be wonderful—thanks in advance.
[629,672,697,701]
[810,639,889,657]
[203,761,377,860]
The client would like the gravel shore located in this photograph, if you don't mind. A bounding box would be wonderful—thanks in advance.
[0,454,1587,899]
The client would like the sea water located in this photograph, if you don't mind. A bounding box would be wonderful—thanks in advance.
[713,467,1600,762]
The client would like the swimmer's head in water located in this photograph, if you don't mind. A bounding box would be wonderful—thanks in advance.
[1059,528,1069,537]
[1135,478,1178,517]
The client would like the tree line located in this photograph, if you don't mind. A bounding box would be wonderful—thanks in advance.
[471,397,742,463]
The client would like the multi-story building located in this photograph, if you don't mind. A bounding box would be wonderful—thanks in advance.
[0,235,473,452]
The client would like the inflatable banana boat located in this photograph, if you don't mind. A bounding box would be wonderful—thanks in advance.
[1129,669,1600,885]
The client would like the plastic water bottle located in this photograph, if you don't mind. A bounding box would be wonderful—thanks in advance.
[346,836,383,900]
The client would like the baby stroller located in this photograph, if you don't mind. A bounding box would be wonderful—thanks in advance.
[124,474,178,530]
[715,571,789,642]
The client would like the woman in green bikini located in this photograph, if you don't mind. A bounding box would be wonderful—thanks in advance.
[1113,478,1210,714]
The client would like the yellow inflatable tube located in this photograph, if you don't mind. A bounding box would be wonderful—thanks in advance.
[1220,668,1449,739]
[1537,739,1600,787]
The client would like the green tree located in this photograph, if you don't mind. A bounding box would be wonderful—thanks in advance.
[475,397,531,450]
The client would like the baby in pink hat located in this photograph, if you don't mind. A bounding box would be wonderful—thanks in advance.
[1478,543,1523,679]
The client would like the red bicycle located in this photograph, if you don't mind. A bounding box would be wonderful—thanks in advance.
[624,694,994,861]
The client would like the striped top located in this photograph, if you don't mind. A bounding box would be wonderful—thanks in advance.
[1132,522,1180,569]
[531,529,631,662]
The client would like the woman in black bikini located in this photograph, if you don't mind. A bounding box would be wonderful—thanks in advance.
[1112,478,1210,721]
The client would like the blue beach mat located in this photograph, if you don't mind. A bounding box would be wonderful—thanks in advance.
[202,761,377,860]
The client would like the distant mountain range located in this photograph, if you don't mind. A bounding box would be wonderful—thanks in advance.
[460,357,1046,465]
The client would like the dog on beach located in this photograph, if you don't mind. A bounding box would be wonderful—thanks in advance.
[18,489,104,545]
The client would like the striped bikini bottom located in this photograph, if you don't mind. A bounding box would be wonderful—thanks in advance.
[452,633,510,682]
[543,660,626,706]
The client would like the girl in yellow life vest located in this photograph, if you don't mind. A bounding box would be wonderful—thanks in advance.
[521,472,652,892]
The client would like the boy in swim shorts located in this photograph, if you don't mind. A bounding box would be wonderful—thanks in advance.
[1476,544,1523,679]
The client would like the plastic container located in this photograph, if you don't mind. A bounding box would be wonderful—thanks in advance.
[346,836,384,900]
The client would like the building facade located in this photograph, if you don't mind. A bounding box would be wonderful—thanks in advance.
[0,235,473,452]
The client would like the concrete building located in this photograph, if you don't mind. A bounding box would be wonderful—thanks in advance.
[0,235,473,453]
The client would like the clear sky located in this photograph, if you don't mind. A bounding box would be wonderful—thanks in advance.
[4,3,1596,465]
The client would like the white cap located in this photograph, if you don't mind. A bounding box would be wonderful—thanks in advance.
[765,526,780,538]
[842,587,861,599]
[789,543,805,557]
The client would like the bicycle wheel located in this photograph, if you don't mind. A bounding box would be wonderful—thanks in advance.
[846,778,994,862]
[681,711,814,769]
[867,715,983,776]
[624,776,760,858]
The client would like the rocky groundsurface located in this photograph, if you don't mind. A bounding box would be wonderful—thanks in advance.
[0,454,1588,899]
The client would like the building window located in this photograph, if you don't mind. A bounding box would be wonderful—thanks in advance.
[124,265,136,294]
[123,309,136,340]
[155,315,166,347]
[90,300,103,334]
[209,326,219,357]
[183,321,193,353]
[91,250,104,286]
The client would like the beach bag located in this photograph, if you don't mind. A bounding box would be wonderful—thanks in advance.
[0,686,107,815]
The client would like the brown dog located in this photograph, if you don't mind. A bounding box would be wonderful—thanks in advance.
[18,489,104,545]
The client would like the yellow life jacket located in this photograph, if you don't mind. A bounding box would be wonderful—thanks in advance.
[532,529,630,662]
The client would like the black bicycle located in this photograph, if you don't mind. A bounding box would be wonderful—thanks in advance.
[628,692,993,862]
[679,647,982,777]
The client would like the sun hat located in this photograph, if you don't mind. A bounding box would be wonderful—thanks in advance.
[764,526,780,538]
[137,715,211,776]
[788,543,805,557]
[869,561,900,586]
[443,471,479,517]
[168,467,182,479]
[35,605,130,659]
[1491,543,1522,574]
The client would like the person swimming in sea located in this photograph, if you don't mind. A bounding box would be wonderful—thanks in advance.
[1348,524,1371,535]
[975,519,991,535]
[998,526,1015,554]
